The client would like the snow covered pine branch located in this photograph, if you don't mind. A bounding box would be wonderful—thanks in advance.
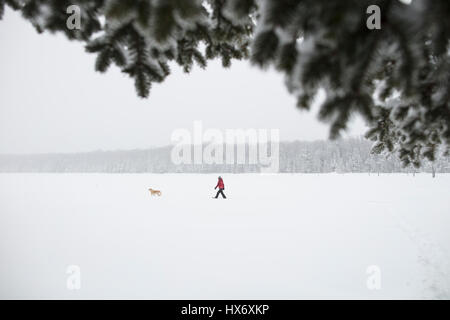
[1,0,449,166]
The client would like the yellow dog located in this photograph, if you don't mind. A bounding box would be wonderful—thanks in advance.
[148,188,162,196]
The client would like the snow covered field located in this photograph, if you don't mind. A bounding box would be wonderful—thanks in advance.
[0,173,449,299]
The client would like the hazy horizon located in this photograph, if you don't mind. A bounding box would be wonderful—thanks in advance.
[0,136,371,156]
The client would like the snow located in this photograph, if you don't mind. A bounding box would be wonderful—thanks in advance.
[0,173,449,299]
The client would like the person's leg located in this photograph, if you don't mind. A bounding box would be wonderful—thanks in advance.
[220,189,226,199]
[215,190,221,198]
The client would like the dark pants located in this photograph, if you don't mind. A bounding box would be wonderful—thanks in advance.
[215,188,226,198]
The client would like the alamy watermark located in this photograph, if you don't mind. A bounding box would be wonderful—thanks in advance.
[366,265,381,290]
[366,5,381,30]
[65,3,412,32]
[66,265,81,290]
[366,1,412,30]
[64,4,402,33]
[171,121,280,173]
[66,5,81,30]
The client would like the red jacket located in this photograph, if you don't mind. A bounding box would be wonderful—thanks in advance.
[216,178,224,189]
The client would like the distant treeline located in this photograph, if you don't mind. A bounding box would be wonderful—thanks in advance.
[0,138,449,173]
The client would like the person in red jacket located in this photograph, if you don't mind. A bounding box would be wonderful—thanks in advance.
[214,176,226,199]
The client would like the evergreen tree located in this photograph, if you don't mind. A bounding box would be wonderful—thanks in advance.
[1,0,449,165]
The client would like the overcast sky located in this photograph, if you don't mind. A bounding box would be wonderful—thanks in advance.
[0,8,366,154]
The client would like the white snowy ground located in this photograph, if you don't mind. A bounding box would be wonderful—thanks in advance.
[0,173,449,299]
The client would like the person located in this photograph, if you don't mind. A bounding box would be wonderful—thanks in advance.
[214,176,226,199]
